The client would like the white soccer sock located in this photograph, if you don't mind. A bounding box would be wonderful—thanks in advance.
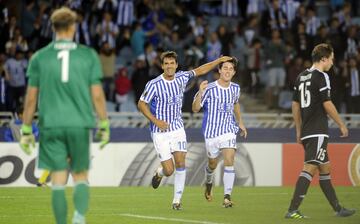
[157,167,165,177]
[223,166,235,195]
[173,167,186,203]
[205,165,214,184]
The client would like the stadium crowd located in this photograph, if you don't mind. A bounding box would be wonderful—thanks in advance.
[0,0,360,114]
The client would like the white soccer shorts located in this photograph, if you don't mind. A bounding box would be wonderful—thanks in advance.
[205,132,237,159]
[151,128,187,161]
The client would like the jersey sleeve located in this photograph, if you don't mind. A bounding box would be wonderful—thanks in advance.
[89,49,102,85]
[178,70,195,85]
[292,77,300,102]
[318,73,331,102]
[26,53,40,87]
[140,81,156,103]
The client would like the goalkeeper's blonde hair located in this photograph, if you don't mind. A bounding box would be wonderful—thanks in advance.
[50,7,77,32]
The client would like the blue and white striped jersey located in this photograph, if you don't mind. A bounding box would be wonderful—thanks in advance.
[200,81,241,138]
[140,70,195,133]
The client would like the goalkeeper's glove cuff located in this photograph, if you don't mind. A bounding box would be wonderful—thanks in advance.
[21,124,32,135]
[99,119,110,130]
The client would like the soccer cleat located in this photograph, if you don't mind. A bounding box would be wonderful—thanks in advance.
[204,183,213,201]
[36,182,47,187]
[335,207,356,217]
[285,210,308,219]
[222,194,233,208]
[151,171,163,189]
[172,203,182,210]
[72,211,86,224]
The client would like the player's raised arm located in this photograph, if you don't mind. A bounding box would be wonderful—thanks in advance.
[192,80,208,113]
[193,56,232,77]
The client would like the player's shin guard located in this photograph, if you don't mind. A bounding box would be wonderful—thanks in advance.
[52,185,67,224]
[223,166,235,195]
[173,167,186,203]
[73,181,89,215]
[205,165,214,184]
[288,171,312,212]
[319,173,341,212]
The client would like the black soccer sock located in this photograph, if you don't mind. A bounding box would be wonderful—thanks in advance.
[319,173,342,212]
[288,171,313,212]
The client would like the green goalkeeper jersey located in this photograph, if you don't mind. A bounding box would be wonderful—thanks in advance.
[27,40,102,128]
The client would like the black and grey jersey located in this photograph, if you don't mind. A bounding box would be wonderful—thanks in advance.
[292,68,332,139]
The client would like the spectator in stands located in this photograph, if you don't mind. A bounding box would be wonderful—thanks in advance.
[131,54,150,106]
[291,4,307,33]
[75,10,91,46]
[244,38,263,96]
[99,41,116,101]
[264,29,287,109]
[346,57,360,113]
[294,22,313,61]
[344,25,359,59]
[305,6,321,37]
[114,67,132,112]
[96,12,119,50]
[261,0,287,37]
[331,59,348,112]
[5,48,27,112]
[116,0,134,28]
[0,53,9,111]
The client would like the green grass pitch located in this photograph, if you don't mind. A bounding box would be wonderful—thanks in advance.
[0,186,359,224]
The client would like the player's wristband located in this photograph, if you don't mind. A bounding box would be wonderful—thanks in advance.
[21,124,32,134]
[99,119,110,129]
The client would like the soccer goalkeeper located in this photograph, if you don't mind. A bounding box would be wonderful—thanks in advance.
[20,7,110,224]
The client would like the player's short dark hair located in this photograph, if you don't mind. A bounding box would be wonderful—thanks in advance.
[50,7,77,32]
[311,43,334,63]
[160,51,178,64]
[218,57,238,71]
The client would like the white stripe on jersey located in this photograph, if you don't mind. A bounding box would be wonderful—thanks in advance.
[200,81,241,139]
[140,70,195,133]
[308,67,331,91]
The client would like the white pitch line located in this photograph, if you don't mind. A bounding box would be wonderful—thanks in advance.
[120,213,224,224]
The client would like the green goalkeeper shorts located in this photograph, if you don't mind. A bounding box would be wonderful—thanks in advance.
[38,128,91,172]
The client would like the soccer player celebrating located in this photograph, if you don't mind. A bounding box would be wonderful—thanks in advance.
[285,43,355,218]
[20,7,110,224]
[192,57,247,208]
[138,51,231,210]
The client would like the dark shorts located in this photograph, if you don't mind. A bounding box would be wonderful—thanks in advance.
[302,136,329,165]
[38,128,91,172]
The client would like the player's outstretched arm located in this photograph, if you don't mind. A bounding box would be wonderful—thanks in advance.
[323,100,348,137]
[292,101,302,144]
[193,56,232,76]
[138,100,169,131]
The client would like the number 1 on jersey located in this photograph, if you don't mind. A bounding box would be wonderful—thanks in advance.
[57,50,69,83]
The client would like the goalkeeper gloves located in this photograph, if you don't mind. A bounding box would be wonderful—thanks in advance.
[20,124,35,155]
[95,119,110,149]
